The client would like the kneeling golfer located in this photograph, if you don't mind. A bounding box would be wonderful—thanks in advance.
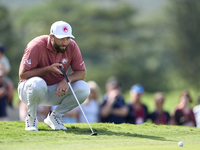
[18,21,90,131]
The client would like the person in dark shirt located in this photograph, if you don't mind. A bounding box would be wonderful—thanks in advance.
[172,90,196,127]
[100,77,126,124]
[150,92,170,125]
[125,84,148,124]
[107,83,148,125]
[0,70,8,121]
[0,45,14,108]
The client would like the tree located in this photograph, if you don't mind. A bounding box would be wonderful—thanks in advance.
[0,5,11,45]
[167,0,200,89]
[7,0,190,93]
[12,0,138,92]
[0,4,19,85]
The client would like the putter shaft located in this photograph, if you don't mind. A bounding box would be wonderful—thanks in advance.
[59,65,96,134]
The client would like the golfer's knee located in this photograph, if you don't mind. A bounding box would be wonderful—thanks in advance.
[75,81,90,103]
[28,77,47,96]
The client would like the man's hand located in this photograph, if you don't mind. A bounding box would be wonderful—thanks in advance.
[49,63,63,75]
[106,89,120,105]
[100,88,120,117]
[55,79,69,97]
[19,63,64,80]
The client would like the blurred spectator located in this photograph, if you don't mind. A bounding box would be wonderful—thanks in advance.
[0,70,8,120]
[0,44,14,107]
[19,101,51,122]
[150,92,170,125]
[100,77,126,124]
[193,95,200,128]
[125,84,148,124]
[108,84,148,124]
[65,80,101,123]
[172,90,196,127]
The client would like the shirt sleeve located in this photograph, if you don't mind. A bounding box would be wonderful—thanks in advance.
[166,111,171,123]
[125,104,135,124]
[174,109,184,125]
[1,55,11,72]
[21,42,40,71]
[144,105,149,122]
[70,41,85,71]
[190,109,197,126]
[150,111,157,122]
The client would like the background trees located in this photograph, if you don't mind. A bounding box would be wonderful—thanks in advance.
[167,0,200,91]
[0,0,199,94]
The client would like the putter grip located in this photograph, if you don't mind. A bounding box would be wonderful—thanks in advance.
[59,65,69,82]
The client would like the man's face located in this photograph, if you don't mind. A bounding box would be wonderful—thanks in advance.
[155,98,164,109]
[51,35,71,53]
[130,91,142,102]
[180,94,190,105]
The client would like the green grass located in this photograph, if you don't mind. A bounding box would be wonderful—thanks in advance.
[0,122,200,150]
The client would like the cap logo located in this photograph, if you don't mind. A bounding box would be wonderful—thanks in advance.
[62,26,68,33]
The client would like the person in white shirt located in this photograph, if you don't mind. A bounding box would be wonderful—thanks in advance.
[65,80,101,123]
[193,95,200,128]
[0,44,14,107]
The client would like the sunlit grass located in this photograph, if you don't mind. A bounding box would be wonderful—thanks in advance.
[0,121,200,150]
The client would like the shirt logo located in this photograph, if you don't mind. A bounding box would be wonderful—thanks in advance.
[62,58,68,64]
[25,59,31,67]
[62,26,68,33]
[80,61,84,66]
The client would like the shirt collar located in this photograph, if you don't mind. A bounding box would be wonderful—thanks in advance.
[47,35,55,52]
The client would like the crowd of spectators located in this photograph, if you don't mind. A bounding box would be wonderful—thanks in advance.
[0,44,14,121]
[1,72,199,128]
[18,76,200,128]
[58,77,199,128]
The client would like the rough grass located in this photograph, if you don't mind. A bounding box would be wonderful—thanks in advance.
[0,121,200,150]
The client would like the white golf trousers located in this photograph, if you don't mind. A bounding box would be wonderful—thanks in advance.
[18,76,90,118]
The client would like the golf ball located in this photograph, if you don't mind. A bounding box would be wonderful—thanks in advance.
[178,141,184,147]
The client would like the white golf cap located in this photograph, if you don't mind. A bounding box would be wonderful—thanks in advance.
[50,21,75,39]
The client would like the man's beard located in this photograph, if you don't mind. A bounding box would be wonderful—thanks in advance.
[53,41,68,53]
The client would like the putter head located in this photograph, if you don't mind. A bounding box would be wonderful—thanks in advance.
[90,132,97,136]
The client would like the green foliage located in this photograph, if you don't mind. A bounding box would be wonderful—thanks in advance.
[12,0,139,91]
[167,0,200,89]
[0,5,11,45]
[1,0,200,94]
[0,121,200,150]
[0,4,20,85]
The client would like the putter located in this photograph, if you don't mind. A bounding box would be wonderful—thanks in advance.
[59,65,97,136]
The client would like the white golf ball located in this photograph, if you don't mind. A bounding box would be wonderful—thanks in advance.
[178,141,184,147]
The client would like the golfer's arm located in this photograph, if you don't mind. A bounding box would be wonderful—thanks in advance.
[0,65,9,75]
[19,65,51,80]
[100,101,114,117]
[112,106,129,117]
[67,69,87,83]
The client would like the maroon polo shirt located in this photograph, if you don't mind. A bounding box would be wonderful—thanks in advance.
[20,35,85,85]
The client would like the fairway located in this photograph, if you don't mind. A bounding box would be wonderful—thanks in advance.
[0,121,200,150]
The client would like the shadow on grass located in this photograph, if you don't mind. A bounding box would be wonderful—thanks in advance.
[40,126,174,142]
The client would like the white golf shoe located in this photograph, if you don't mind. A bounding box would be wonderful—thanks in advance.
[44,112,67,130]
[25,114,38,131]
